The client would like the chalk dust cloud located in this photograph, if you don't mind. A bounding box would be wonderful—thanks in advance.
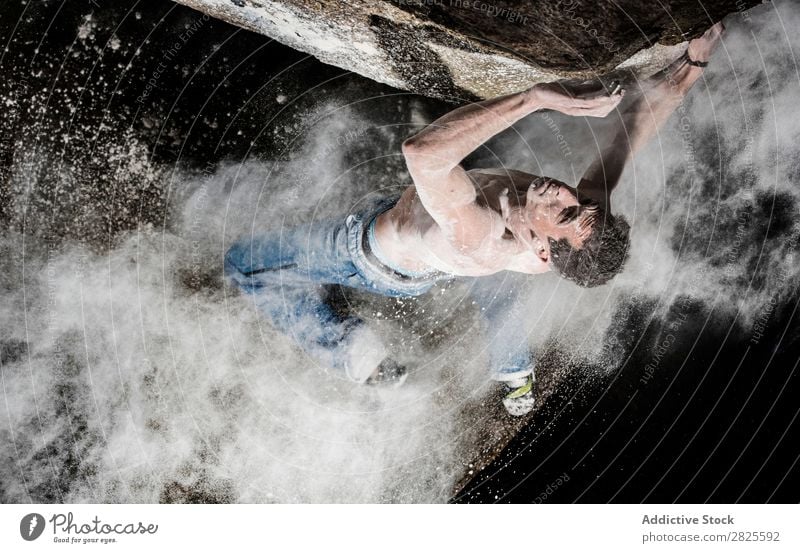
[1,0,798,502]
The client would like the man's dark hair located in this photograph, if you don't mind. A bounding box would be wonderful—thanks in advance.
[548,209,631,287]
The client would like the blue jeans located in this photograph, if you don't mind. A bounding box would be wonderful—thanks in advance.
[224,195,534,383]
[464,273,535,382]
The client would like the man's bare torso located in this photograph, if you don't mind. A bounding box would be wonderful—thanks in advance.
[374,168,546,277]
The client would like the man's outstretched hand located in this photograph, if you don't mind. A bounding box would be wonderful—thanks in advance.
[686,21,725,65]
[531,80,624,117]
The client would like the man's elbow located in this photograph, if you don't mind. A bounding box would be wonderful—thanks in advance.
[402,138,426,170]
[402,138,447,173]
[401,138,423,158]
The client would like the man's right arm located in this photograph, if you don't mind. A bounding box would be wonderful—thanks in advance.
[578,22,723,209]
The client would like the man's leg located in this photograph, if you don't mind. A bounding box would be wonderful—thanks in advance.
[224,219,388,383]
[468,274,535,416]
[578,23,724,201]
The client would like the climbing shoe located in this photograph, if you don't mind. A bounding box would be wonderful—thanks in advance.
[501,374,535,416]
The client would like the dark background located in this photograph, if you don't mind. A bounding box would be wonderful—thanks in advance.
[1,0,797,503]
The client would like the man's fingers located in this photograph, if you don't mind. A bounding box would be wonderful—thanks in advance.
[706,21,725,40]
[576,91,624,116]
[575,91,624,108]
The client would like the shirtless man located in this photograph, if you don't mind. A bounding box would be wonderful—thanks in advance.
[225,24,723,416]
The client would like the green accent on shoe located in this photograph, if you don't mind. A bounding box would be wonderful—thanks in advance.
[505,375,533,399]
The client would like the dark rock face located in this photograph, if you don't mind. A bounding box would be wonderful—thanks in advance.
[174,0,761,100]
[391,0,752,70]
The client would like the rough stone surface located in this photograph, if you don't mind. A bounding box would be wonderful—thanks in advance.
[172,0,761,101]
